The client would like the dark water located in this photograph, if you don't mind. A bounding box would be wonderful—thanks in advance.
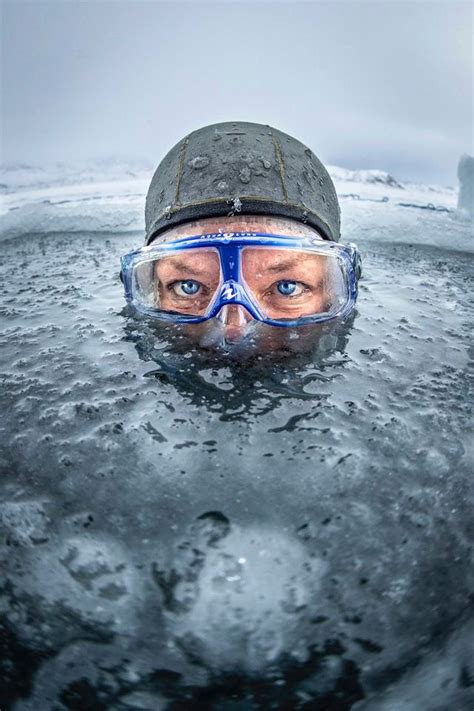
[0,231,473,710]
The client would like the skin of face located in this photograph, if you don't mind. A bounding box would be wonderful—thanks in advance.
[149,215,330,345]
[154,249,221,316]
[241,248,329,319]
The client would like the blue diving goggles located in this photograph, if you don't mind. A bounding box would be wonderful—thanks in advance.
[120,232,362,328]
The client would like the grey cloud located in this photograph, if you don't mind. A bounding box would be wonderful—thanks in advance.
[2,0,472,185]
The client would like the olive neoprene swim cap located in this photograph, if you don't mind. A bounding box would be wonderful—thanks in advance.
[145,121,340,244]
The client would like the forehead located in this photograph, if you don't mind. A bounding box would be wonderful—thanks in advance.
[154,249,220,275]
[242,247,323,264]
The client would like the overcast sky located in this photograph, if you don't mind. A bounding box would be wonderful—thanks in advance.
[1,0,472,185]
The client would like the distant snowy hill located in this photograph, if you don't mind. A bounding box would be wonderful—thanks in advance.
[0,159,471,252]
[327,166,404,189]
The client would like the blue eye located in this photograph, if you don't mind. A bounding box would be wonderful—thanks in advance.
[277,280,297,296]
[176,280,201,296]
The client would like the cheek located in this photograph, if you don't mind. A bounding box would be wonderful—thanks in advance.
[183,321,224,347]
[299,291,326,314]
[263,288,327,319]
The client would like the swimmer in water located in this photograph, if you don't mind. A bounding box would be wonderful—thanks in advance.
[121,122,361,349]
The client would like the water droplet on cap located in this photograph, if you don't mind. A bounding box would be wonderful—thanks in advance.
[239,167,251,184]
[189,155,210,170]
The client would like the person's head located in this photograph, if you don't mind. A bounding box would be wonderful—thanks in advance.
[121,122,361,350]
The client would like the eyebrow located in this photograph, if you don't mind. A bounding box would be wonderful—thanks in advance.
[156,259,217,276]
[264,259,303,273]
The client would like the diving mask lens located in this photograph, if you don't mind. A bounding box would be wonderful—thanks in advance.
[130,247,222,317]
[241,247,349,322]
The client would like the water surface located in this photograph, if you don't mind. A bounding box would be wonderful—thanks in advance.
[0,230,473,710]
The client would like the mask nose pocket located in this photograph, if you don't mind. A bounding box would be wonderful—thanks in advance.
[216,304,252,325]
[215,304,254,343]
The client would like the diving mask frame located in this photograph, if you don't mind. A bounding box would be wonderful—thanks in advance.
[120,232,362,328]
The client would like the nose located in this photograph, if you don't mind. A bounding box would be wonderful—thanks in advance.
[216,305,254,342]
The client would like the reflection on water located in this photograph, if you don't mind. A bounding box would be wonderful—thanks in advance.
[0,232,473,710]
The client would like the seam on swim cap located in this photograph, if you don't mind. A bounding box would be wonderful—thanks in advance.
[175,136,189,206]
[271,133,289,203]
